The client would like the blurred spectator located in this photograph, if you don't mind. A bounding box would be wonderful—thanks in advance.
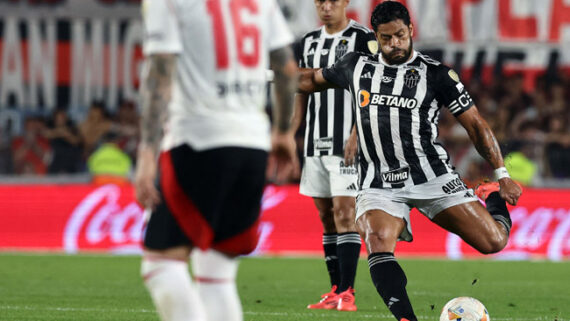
[112,100,140,162]
[43,108,83,174]
[79,101,113,158]
[11,116,52,175]
[87,131,132,185]
[544,114,570,178]
[0,118,14,174]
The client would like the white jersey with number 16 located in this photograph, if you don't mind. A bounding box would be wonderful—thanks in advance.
[142,0,294,151]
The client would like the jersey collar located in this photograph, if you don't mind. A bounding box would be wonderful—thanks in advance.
[321,19,354,38]
[377,50,418,67]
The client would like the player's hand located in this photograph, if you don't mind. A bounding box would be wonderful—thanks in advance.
[266,131,300,185]
[344,130,358,166]
[134,146,161,209]
[498,177,522,206]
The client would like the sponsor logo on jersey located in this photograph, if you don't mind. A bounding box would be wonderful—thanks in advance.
[381,76,393,83]
[336,39,349,58]
[360,90,418,109]
[360,72,373,79]
[441,177,468,194]
[321,49,329,55]
[358,90,371,108]
[381,167,410,183]
[404,69,421,88]
[314,137,333,150]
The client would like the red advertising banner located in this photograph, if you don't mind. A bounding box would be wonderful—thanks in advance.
[0,184,568,260]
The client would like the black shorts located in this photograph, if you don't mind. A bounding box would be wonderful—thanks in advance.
[143,145,268,255]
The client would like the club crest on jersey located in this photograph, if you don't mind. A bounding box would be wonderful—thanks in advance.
[336,39,349,58]
[381,167,410,183]
[404,69,420,88]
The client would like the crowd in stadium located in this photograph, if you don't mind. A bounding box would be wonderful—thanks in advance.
[0,71,568,187]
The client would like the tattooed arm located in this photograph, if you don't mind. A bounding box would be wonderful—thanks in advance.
[270,46,298,133]
[266,46,300,183]
[139,54,176,156]
[457,106,522,205]
[134,53,176,208]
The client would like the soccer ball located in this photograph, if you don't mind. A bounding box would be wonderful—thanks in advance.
[439,296,490,321]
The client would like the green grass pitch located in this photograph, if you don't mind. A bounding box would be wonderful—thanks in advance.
[0,253,568,321]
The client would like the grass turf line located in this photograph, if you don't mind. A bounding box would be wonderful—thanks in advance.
[0,254,568,321]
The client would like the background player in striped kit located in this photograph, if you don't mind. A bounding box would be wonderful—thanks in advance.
[136,1,298,321]
[290,0,377,312]
[297,2,522,321]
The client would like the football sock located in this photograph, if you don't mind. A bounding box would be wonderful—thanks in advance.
[323,233,340,291]
[141,258,206,321]
[191,249,242,321]
[486,191,512,236]
[336,232,361,292]
[368,252,417,321]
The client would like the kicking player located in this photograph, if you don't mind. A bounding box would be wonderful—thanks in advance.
[291,0,377,312]
[136,1,298,321]
[297,2,522,321]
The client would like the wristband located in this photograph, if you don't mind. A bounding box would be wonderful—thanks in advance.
[494,167,510,180]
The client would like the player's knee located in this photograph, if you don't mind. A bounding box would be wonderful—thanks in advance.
[333,205,355,228]
[191,249,238,280]
[477,233,507,254]
[363,228,397,252]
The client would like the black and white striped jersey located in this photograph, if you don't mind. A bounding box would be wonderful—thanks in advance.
[322,50,475,189]
[296,20,376,157]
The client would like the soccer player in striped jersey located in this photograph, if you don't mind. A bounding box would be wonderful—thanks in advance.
[135,1,298,321]
[297,2,522,321]
[291,0,377,312]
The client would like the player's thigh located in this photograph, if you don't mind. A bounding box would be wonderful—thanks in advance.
[356,209,406,254]
[431,201,500,244]
[355,188,413,243]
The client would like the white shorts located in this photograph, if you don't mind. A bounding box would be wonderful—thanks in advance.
[355,172,479,242]
[299,155,358,198]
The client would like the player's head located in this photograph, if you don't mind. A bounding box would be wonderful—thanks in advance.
[370,1,413,65]
[314,0,350,27]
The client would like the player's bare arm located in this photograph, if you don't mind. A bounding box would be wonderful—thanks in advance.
[298,68,337,94]
[134,53,176,208]
[456,106,522,205]
[268,46,300,183]
[289,93,308,135]
[270,47,298,133]
[344,125,358,166]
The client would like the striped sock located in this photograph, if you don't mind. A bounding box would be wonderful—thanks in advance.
[337,232,361,292]
[323,233,339,290]
[368,252,417,321]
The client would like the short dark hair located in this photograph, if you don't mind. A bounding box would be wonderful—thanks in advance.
[370,1,411,32]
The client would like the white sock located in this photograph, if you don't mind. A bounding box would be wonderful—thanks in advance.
[141,258,206,321]
[191,249,242,321]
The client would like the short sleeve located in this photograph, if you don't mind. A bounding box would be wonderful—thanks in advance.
[322,52,360,90]
[141,0,182,56]
[266,0,294,51]
[355,31,378,55]
[434,65,474,117]
[293,38,305,68]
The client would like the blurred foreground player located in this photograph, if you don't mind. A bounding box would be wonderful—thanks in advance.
[298,2,522,320]
[136,1,298,321]
[291,0,377,312]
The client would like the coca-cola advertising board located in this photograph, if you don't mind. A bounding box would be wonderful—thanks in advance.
[0,184,568,260]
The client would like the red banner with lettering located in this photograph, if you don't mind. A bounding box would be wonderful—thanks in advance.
[0,184,568,260]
